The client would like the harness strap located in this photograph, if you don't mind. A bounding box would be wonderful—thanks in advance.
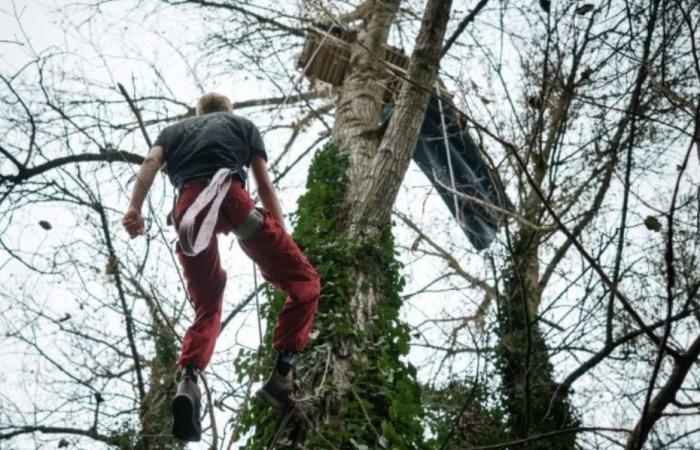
[178,168,232,256]
[233,208,264,240]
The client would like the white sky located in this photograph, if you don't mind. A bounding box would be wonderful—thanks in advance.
[1,1,699,449]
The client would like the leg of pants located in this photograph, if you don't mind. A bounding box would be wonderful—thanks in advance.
[174,178,245,370]
[238,210,321,353]
[175,178,320,369]
[175,236,226,370]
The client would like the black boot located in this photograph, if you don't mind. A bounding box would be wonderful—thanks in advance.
[255,352,295,410]
[172,365,202,442]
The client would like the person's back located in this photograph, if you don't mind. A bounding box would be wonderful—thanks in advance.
[157,111,266,190]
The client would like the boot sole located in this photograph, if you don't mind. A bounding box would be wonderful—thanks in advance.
[172,394,201,442]
[255,386,289,410]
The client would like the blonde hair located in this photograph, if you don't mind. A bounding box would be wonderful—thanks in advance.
[196,93,233,115]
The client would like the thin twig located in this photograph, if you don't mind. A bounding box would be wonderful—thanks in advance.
[118,83,152,148]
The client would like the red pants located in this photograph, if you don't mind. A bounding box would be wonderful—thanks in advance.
[173,178,321,370]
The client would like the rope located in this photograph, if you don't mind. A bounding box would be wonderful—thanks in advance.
[223,217,263,450]
[435,83,463,226]
[222,24,335,450]
[264,26,332,133]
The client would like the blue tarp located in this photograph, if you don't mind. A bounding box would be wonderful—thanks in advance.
[382,95,505,250]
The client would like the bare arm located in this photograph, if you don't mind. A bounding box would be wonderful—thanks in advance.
[129,145,165,211]
[250,153,285,230]
[122,145,164,238]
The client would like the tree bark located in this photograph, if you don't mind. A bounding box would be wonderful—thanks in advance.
[336,0,454,349]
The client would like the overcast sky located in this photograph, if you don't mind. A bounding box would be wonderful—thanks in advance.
[2,2,699,448]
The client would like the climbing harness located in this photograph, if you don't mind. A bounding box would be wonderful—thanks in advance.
[234,208,265,240]
[177,169,265,256]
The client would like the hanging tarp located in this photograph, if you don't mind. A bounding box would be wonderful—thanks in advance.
[382,96,506,250]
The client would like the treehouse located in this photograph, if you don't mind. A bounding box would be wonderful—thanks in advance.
[299,26,506,250]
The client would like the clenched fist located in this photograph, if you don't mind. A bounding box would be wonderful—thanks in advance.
[122,206,145,238]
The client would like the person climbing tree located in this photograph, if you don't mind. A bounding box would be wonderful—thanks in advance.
[121,92,321,442]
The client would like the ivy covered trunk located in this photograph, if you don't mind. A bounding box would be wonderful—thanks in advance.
[107,316,181,450]
[239,0,454,448]
[496,232,579,449]
[136,319,181,450]
[495,159,579,448]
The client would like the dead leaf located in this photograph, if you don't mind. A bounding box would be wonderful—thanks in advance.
[644,216,662,232]
[576,4,595,15]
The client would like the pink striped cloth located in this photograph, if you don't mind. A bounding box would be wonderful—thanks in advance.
[178,168,233,256]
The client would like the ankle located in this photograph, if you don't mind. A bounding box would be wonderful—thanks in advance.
[182,364,200,383]
[275,351,296,376]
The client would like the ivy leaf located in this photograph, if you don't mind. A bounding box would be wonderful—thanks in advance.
[381,420,399,441]
[349,439,368,450]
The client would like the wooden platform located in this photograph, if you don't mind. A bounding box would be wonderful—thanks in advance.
[299,26,409,100]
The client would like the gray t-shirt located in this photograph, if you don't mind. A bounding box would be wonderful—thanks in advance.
[154,112,267,190]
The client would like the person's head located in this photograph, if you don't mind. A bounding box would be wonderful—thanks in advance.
[196,92,233,116]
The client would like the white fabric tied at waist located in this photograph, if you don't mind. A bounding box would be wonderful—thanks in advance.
[178,168,233,257]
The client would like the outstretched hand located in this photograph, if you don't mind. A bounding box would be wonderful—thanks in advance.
[122,206,145,238]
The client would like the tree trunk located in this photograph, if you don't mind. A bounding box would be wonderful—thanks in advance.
[240,0,454,448]
[496,144,579,448]
[496,228,579,450]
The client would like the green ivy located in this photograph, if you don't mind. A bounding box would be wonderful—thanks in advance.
[423,379,508,449]
[494,236,579,450]
[235,140,426,449]
[136,321,182,450]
